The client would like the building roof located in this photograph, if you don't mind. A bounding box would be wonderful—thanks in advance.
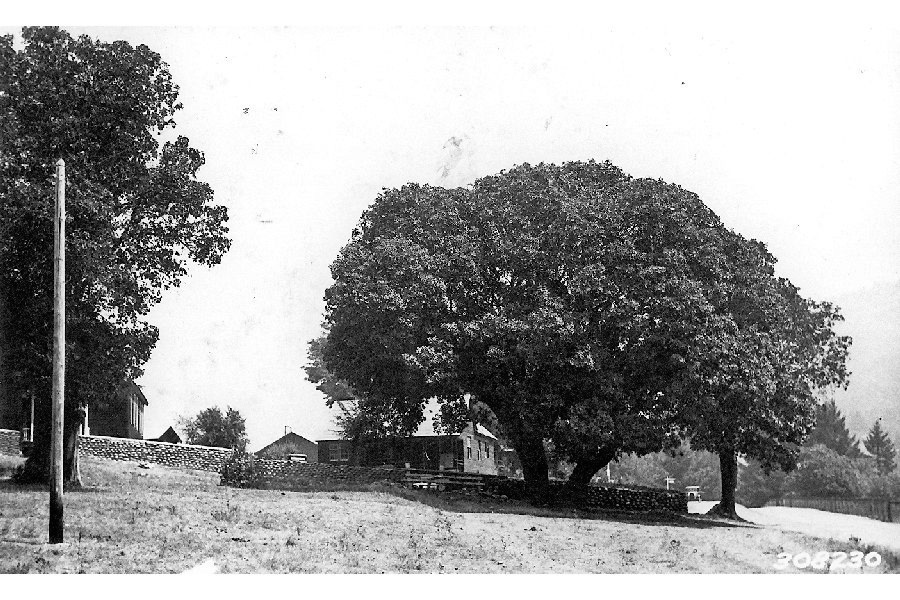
[119,381,148,406]
[152,426,182,444]
[413,415,497,440]
[256,431,317,455]
[472,424,497,440]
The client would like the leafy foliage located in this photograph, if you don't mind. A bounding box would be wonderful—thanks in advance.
[611,444,721,498]
[807,399,861,457]
[785,444,870,498]
[736,458,788,508]
[736,444,900,505]
[319,160,771,499]
[864,419,897,474]
[672,230,851,517]
[0,27,230,482]
[317,159,850,504]
[219,448,263,488]
[179,406,248,451]
[305,334,423,439]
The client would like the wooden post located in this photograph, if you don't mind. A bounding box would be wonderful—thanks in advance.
[49,158,65,544]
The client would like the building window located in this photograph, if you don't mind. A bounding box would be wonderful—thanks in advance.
[486,444,490,459]
[330,443,350,462]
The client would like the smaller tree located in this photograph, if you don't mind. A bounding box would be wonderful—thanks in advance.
[863,419,896,475]
[737,459,788,507]
[305,334,424,440]
[179,406,248,451]
[785,444,867,497]
[807,399,861,457]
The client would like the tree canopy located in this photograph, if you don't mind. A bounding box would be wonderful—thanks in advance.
[0,27,231,483]
[179,406,248,451]
[807,399,861,457]
[319,159,824,501]
[864,419,896,475]
[668,227,851,517]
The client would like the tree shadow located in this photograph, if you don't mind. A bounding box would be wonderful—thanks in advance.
[0,477,102,494]
[339,482,761,530]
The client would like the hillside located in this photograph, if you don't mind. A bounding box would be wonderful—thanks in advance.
[831,280,900,445]
[4,455,894,573]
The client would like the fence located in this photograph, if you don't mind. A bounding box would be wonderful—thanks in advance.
[402,468,488,490]
[766,497,900,523]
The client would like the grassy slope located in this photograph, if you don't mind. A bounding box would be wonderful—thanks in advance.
[0,454,895,574]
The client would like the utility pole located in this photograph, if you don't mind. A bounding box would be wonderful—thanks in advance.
[49,158,65,544]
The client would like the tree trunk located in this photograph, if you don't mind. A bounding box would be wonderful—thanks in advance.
[707,448,743,520]
[18,400,83,488]
[510,432,551,505]
[64,413,82,488]
[566,446,618,487]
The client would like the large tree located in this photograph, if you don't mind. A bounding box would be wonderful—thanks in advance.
[0,27,230,485]
[676,235,851,519]
[319,160,753,502]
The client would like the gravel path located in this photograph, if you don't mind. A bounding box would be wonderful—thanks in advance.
[689,501,900,554]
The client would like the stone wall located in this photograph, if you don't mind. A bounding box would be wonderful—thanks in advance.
[0,431,233,472]
[484,478,687,513]
[222,454,687,513]
[222,457,407,489]
[562,481,687,512]
[78,435,232,472]
[0,428,20,456]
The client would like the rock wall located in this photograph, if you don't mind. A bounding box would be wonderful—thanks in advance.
[78,435,232,472]
[484,477,687,513]
[221,456,406,489]
[0,428,20,456]
[0,431,232,472]
[221,454,687,513]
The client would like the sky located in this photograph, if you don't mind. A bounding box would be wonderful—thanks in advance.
[3,6,899,450]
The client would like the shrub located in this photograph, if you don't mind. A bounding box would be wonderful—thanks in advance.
[219,449,263,488]
[785,444,868,498]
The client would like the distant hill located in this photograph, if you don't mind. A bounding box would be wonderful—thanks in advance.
[830,280,900,447]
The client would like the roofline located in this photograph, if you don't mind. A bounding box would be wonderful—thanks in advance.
[256,432,318,455]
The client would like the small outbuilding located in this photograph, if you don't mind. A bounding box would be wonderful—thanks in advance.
[256,431,319,463]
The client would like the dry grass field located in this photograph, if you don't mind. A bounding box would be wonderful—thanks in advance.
[0,454,896,574]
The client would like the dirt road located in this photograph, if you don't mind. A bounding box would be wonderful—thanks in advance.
[690,501,900,554]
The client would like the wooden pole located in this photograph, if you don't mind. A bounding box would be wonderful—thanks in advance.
[49,158,65,544]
